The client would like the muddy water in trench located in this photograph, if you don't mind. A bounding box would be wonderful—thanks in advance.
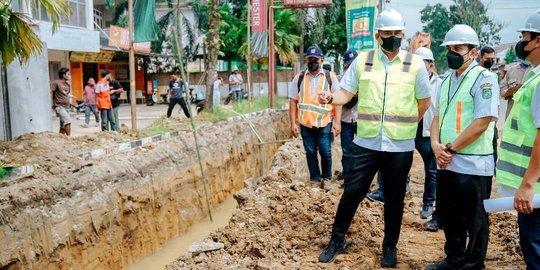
[127,197,237,270]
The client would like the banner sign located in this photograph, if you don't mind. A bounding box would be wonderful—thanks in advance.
[70,51,115,63]
[346,0,377,51]
[251,0,268,58]
[252,0,267,32]
[109,25,152,53]
[284,0,332,8]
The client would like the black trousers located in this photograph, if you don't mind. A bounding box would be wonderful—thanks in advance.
[438,170,490,269]
[167,98,190,118]
[330,144,413,249]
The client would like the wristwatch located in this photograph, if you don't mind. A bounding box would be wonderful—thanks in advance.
[445,143,457,154]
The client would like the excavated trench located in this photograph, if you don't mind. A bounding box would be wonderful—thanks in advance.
[0,110,289,270]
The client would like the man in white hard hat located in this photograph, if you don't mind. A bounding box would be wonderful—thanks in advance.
[317,9,431,267]
[496,9,540,270]
[426,24,499,270]
[413,47,441,221]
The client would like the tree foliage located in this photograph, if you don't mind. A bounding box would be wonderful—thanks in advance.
[420,0,504,71]
[0,0,70,64]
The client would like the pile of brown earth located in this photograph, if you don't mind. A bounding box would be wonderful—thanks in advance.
[166,140,524,270]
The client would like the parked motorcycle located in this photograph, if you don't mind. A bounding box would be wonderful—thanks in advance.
[189,87,205,113]
[223,90,248,105]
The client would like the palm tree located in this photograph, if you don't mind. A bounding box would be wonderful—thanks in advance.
[273,9,300,65]
[0,0,70,64]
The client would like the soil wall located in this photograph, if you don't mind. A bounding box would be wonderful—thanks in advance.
[0,110,289,270]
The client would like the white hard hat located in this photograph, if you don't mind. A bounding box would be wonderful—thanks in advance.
[440,24,479,46]
[517,9,540,33]
[414,47,434,61]
[375,9,405,31]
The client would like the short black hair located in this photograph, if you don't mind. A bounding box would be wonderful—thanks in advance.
[100,69,110,78]
[58,67,69,79]
[480,46,495,57]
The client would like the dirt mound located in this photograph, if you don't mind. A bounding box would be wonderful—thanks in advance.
[166,140,524,270]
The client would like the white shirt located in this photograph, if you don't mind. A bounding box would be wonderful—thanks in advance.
[422,74,442,137]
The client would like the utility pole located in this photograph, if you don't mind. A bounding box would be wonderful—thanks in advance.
[268,0,275,108]
[128,0,137,130]
[246,0,252,102]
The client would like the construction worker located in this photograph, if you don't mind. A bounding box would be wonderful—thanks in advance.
[500,59,533,118]
[479,46,496,70]
[496,10,540,270]
[339,49,359,180]
[426,24,499,270]
[317,9,431,267]
[413,47,441,220]
[289,45,341,188]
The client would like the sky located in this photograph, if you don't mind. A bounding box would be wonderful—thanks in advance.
[383,0,540,45]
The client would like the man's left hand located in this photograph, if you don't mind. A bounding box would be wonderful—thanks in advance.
[514,183,535,214]
[332,122,341,137]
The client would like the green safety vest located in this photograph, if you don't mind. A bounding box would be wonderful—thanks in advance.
[355,50,422,140]
[439,65,495,155]
[496,71,540,192]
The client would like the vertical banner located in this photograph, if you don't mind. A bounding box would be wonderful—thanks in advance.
[346,0,378,51]
[251,0,268,57]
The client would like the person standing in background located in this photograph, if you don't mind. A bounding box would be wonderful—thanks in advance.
[109,77,124,131]
[83,78,99,128]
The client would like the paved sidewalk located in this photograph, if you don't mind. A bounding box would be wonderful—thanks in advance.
[52,103,194,137]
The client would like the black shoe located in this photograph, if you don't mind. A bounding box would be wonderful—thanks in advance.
[425,259,463,270]
[367,192,385,203]
[381,246,397,268]
[425,217,441,232]
[463,263,485,270]
[318,239,348,263]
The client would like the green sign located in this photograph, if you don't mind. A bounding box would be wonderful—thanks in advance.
[346,0,377,51]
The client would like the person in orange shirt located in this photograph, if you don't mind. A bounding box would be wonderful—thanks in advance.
[95,69,116,131]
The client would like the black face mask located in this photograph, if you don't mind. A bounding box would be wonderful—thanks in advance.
[446,50,470,70]
[381,36,402,52]
[482,59,494,69]
[307,61,320,72]
[515,40,539,61]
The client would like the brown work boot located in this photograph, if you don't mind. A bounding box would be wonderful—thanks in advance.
[311,180,323,189]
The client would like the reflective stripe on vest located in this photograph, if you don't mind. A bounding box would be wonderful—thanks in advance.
[438,65,494,155]
[355,50,421,140]
[297,70,334,127]
[496,72,540,192]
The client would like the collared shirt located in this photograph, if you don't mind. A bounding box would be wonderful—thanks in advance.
[498,64,540,196]
[289,68,340,99]
[229,73,243,91]
[339,49,432,152]
[421,74,442,137]
[338,73,357,123]
[500,63,533,117]
[433,60,500,176]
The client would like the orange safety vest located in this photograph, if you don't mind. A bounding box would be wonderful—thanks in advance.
[96,79,112,109]
[296,70,334,128]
